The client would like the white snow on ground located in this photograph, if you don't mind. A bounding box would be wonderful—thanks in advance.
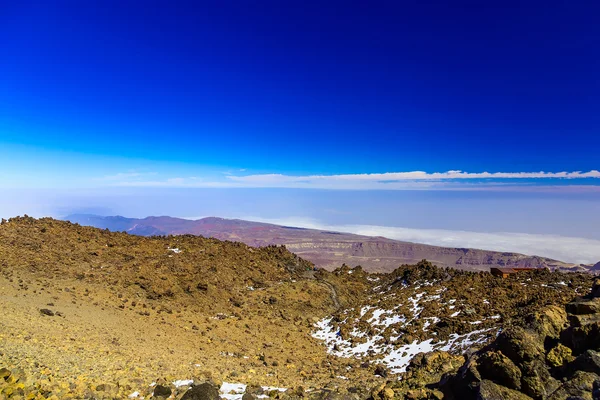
[360,306,373,317]
[382,328,494,373]
[173,379,194,387]
[313,315,496,374]
[219,382,287,400]
[168,247,181,253]
[422,317,440,331]
[407,293,425,317]
[128,392,139,398]
[368,308,407,326]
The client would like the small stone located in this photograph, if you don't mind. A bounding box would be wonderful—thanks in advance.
[181,382,220,400]
[153,384,172,397]
[40,308,55,316]
[374,365,388,378]
[0,367,11,380]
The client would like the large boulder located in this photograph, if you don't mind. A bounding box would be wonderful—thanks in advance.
[591,278,600,298]
[403,351,465,386]
[477,379,533,400]
[547,370,600,400]
[565,350,600,376]
[566,298,600,315]
[561,322,600,355]
[525,305,567,339]
[476,351,522,390]
[519,359,560,399]
[494,327,545,366]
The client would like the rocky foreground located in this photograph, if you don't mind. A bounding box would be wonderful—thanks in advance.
[0,217,599,399]
[373,277,600,400]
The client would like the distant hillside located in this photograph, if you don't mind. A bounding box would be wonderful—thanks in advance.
[63,214,588,273]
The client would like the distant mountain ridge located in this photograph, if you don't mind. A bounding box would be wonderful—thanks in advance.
[63,214,592,273]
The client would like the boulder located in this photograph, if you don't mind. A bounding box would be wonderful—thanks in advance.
[476,351,522,390]
[591,278,600,298]
[477,379,533,400]
[494,327,545,366]
[520,359,560,399]
[525,305,567,339]
[546,343,574,368]
[403,351,465,386]
[566,350,600,376]
[181,382,220,400]
[566,298,600,315]
[561,323,600,355]
[568,314,600,328]
[547,370,599,400]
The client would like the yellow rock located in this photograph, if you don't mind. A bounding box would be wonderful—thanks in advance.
[383,388,395,399]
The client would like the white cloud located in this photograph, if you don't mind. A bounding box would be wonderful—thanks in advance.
[96,172,157,181]
[242,216,600,265]
[227,170,600,187]
[96,170,600,190]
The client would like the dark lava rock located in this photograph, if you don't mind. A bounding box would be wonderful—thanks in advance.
[566,350,600,376]
[196,282,208,291]
[525,305,567,339]
[591,278,600,298]
[477,351,522,390]
[494,327,544,366]
[547,371,600,400]
[561,322,600,355]
[153,384,172,397]
[181,382,220,400]
[477,379,533,400]
[374,365,388,378]
[39,308,55,316]
[566,299,600,315]
[520,359,560,399]
[242,393,256,400]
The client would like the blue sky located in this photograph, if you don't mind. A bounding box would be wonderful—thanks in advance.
[1,1,599,262]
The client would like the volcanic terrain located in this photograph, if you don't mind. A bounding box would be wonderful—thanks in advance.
[0,216,598,399]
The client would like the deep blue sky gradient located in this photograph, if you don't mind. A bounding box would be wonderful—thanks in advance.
[2,0,599,175]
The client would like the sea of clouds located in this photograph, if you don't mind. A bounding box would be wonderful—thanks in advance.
[243,216,600,265]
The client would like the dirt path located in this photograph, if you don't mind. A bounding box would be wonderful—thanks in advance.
[315,277,341,310]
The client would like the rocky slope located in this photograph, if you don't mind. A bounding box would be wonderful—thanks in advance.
[375,277,600,400]
[0,216,596,399]
[64,214,587,273]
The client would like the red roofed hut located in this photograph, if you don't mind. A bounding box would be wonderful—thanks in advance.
[491,267,538,278]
